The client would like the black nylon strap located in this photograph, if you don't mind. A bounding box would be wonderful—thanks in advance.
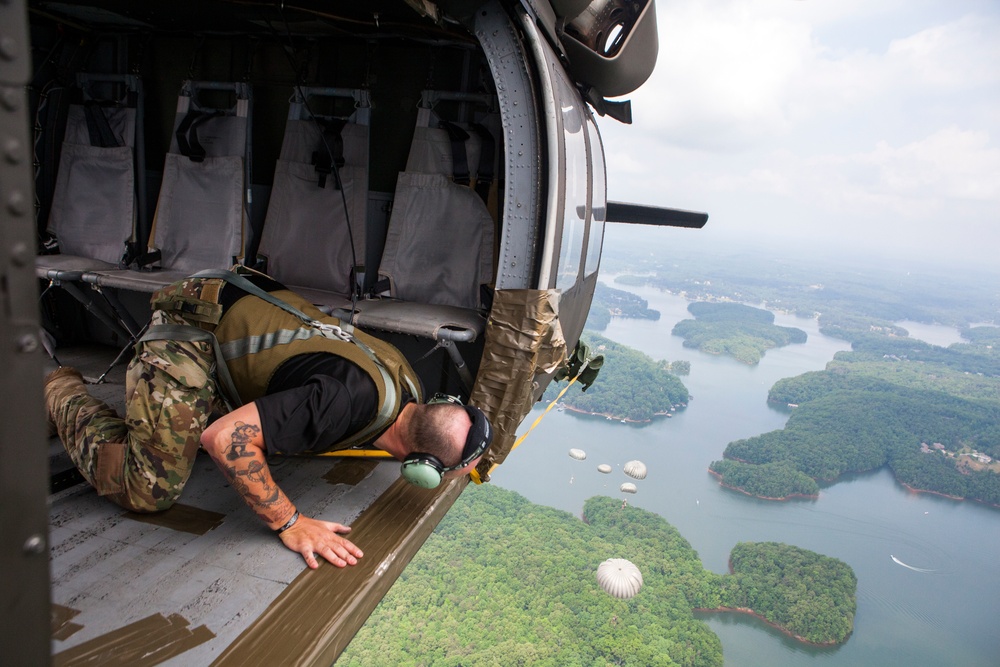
[438,120,471,186]
[311,117,348,189]
[175,110,222,162]
[83,103,121,148]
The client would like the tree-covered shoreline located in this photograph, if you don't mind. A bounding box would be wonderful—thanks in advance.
[696,542,857,646]
[545,333,690,422]
[586,281,662,331]
[710,333,1000,506]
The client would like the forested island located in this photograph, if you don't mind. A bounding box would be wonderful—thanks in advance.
[586,281,662,331]
[703,542,857,645]
[545,333,689,421]
[672,302,807,365]
[338,486,857,666]
[711,331,1000,506]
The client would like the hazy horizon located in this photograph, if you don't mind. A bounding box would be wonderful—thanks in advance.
[597,0,999,270]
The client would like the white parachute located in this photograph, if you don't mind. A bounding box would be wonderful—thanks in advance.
[596,558,643,599]
[568,448,587,461]
[623,460,648,480]
[597,464,612,474]
[620,482,637,494]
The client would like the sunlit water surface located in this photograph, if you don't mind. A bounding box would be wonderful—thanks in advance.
[493,286,1000,667]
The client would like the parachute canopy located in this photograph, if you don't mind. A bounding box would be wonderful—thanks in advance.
[569,448,587,461]
[596,558,643,599]
[620,482,637,494]
[623,460,648,480]
[597,464,612,474]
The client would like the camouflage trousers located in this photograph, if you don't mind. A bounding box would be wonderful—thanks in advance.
[47,311,222,512]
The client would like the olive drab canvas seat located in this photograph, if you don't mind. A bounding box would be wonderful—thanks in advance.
[253,87,370,311]
[83,80,253,293]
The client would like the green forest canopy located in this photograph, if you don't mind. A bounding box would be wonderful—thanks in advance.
[339,486,857,666]
[545,333,690,421]
[712,333,1000,506]
[672,302,807,365]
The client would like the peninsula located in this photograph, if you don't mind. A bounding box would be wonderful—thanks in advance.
[712,328,1000,506]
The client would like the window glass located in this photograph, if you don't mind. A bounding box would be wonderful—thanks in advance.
[584,115,606,276]
[555,71,589,291]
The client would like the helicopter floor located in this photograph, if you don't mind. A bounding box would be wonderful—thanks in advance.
[46,344,401,665]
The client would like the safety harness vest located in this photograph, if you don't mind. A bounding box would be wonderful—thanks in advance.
[142,269,422,450]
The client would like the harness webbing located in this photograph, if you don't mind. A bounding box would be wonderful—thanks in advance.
[139,323,244,410]
[189,269,404,443]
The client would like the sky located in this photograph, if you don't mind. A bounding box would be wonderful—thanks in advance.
[596,0,1000,270]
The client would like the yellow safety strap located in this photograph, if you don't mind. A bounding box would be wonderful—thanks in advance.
[316,448,391,458]
[470,359,590,484]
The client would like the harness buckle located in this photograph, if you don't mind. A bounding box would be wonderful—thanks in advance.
[309,320,352,342]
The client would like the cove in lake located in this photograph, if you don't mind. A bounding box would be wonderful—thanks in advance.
[493,287,1000,667]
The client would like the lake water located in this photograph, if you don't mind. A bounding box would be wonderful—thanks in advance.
[894,320,965,347]
[492,286,1000,667]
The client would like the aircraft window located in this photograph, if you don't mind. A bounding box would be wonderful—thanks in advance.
[584,115,606,277]
[555,72,589,291]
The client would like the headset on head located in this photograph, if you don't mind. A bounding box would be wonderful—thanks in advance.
[400,393,493,489]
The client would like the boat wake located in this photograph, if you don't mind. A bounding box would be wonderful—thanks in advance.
[890,555,935,573]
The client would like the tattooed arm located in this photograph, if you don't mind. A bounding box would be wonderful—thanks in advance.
[200,402,363,569]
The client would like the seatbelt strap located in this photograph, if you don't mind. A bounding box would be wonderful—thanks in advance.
[83,103,121,148]
[438,120,471,186]
[138,323,244,410]
[311,117,347,189]
[175,110,222,162]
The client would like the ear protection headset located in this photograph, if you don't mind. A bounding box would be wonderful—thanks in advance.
[400,394,493,489]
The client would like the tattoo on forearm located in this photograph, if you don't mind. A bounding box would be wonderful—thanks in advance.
[224,421,260,461]
[215,436,293,527]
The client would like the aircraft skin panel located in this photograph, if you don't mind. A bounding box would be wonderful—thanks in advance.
[477,3,543,291]
[522,13,563,291]
[0,0,51,664]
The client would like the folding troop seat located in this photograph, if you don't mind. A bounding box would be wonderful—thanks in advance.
[253,86,371,311]
[84,79,253,293]
[36,73,148,349]
[340,90,500,390]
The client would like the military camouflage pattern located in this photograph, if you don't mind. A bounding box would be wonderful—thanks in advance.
[47,310,221,512]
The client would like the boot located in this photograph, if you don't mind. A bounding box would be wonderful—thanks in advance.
[44,366,86,435]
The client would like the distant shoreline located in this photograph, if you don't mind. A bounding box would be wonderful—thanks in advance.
[560,404,651,423]
[898,479,1000,509]
[693,605,845,647]
[559,404,683,424]
[710,464,999,509]
[707,468,819,501]
[693,558,851,647]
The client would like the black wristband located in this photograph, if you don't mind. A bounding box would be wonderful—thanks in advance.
[276,510,300,534]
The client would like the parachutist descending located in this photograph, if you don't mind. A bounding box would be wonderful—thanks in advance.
[596,558,643,599]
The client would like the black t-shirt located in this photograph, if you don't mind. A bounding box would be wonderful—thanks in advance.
[254,352,378,455]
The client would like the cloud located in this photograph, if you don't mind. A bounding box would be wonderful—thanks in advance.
[596,0,1000,266]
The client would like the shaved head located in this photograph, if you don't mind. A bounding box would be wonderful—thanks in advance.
[406,403,471,468]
